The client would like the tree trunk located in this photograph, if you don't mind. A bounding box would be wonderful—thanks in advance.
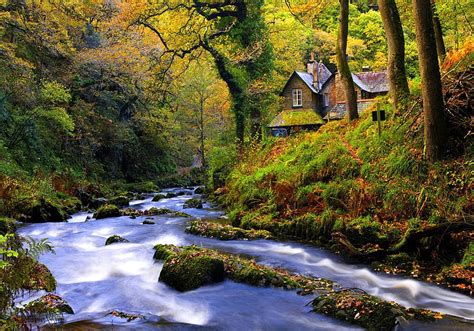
[249,107,262,141]
[378,0,410,113]
[336,0,358,121]
[199,94,206,169]
[431,0,446,63]
[412,0,447,161]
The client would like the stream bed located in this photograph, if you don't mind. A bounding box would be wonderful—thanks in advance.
[18,188,474,330]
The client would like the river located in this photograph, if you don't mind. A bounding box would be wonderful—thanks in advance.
[18,188,474,330]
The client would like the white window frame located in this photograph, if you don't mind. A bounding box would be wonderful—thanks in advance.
[292,89,302,107]
[323,93,329,107]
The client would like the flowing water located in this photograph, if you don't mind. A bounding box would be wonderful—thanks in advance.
[18,188,474,330]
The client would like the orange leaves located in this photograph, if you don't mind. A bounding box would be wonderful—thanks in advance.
[442,39,474,71]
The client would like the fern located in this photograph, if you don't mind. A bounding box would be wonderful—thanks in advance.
[22,237,55,260]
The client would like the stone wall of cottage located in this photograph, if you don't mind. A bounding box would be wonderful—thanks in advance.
[282,76,316,110]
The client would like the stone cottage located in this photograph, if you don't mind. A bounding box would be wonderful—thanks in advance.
[268,54,389,137]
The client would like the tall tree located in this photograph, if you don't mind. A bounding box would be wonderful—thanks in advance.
[336,0,358,121]
[378,0,410,112]
[137,0,273,144]
[412,0,447,161]
[431,0,447,62]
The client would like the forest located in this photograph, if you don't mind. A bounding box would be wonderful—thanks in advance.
[0,0,472,330]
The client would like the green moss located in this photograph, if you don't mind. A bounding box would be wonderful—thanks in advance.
[0,218,16,235]
[152,194,166,202]
[23,294,74,315]
[108,196,130,206]
[183,198,203,209]
[159,252,225,292]
[186,220,273,240]
[311,289,437,330]
[93,204,121,219]
[461,242,474,268]
[153,244,335,292]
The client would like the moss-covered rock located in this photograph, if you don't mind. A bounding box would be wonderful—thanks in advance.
[152,194,166,202]
[194,186,205,194]
[165,192,177,198]
[24,294,74,315]
[183,198,203,209]
[146,207,191,218]
[108,310,144,322]
[109,196,130,207]
[18,198,67,223]
[159,252,225,292]
[93,204,121,219]
[186,220,273,240]
[105,235,129,245]
[153,244,334,293]
[311,289,438,330]
[0,217,16,235]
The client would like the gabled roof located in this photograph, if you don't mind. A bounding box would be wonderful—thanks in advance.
[268,109,325,128]
[351,72,389,93]
[281,63,334,95]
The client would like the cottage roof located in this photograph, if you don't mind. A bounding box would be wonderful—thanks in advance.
[351,71,389,93]
[268,109,325,128]
[281,62,334,95]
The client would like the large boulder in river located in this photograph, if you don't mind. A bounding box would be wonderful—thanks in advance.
[18,198,67,223]
[109,196,130,207]
[183,198,203,209]
[105,235,129,245]
[24,294,74,315]
[94,204,121,219]
[152,194,166,202]
[159,252,225,292]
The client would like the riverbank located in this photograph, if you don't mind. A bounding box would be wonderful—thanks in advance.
[12,191,474,330]
[211,104,473,295]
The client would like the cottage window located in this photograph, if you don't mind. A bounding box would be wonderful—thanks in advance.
[323,93,329,107]
[292,89,302,107]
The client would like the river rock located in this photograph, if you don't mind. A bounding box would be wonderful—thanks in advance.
[105,235,129,245]
[18,198,67,223]
[109,196,130,207]
[183,198,203,209]
[152,194,166,202]
[165,192,178,198]
[143,220,155,225]
[93,204,121,219]
[194,186,205,194]
[25,294,74,315]
[159,253,225,292]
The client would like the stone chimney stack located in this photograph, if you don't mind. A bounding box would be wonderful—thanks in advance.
[307,52,315,74]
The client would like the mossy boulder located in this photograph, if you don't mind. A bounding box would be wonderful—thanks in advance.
[311,289,437,330]
[109,196,130,207]
[153,244,334,293]
[152,194,166,202]
[24,294,74,315]
[183,198,203,209]
[194,186,205,194]
[93,204,121,219]
[165,192,178,198]
[105,235,129,245]
[159,252,225,292]
[186,220,273,240]
[0,217,17,235]
[19,198,67,223]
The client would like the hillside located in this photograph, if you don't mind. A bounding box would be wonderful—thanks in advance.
[215,94,473,294]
